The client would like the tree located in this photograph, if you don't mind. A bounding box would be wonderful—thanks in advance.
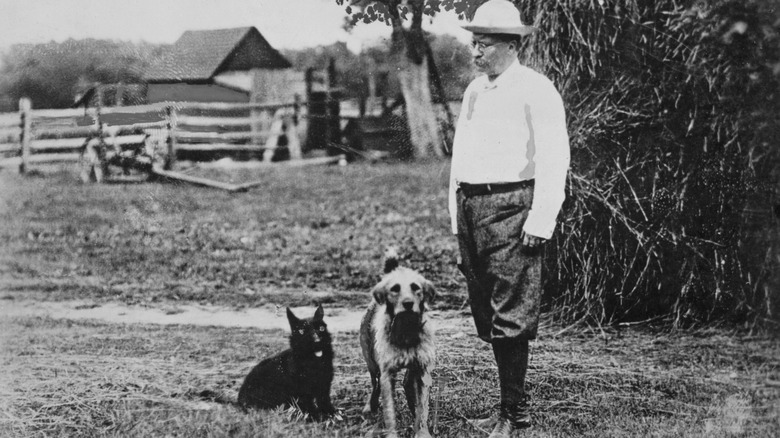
[282,42,373,103]
[0,39,162,111]
[429,33,475,101]
[337,0,479,158]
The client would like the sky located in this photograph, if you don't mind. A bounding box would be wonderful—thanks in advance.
[0,0,472,53]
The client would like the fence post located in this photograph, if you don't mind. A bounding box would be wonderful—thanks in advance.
[262,109,284,162]
[323,62,333,148]
[94,105,106,183]
[115,82,124,107]
[295,93,309,155]
[250,106,270,154]
[252,69,288,159]
[286,111,302,161]
[293,93,300,125]
[165,105,177,170]
[288,95,303,161]
[18,97,31,174]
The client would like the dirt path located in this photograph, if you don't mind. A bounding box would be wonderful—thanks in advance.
[0,298,474,333]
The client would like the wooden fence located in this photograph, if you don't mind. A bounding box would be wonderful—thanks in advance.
[0,97,305,183]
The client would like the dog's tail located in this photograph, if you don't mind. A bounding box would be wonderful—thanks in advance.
[383,247,400,273]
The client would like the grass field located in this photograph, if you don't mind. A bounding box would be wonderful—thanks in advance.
[1,162,778,437]
[0,161,459,307]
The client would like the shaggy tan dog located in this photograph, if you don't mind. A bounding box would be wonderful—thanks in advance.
[359,249,436,438]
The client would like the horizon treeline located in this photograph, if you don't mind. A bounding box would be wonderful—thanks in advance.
[0,33,473,112]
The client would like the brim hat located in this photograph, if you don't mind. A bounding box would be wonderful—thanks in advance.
[461,0,538,36]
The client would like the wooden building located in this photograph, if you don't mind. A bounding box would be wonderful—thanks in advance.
[143,26,295,103]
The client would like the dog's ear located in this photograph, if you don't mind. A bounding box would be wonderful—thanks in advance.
[371,281,388,304]
[314,304,324,321]
[286,307,299,327]
[383,247,400,273]
[422,279,436,304]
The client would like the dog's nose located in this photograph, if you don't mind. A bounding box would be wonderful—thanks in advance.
[402,300,414,311]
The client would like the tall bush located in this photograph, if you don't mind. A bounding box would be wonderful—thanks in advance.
[508,0,780,327]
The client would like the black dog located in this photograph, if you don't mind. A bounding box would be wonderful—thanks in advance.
[237,305,335,420]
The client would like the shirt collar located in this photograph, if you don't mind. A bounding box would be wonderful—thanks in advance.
[479,59,523,90]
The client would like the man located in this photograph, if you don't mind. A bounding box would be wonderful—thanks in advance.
[449,0,570,436]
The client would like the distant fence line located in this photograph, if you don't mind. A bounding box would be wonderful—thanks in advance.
[0,97,330,178]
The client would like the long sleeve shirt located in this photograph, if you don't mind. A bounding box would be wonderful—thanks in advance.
[448,60,570,239]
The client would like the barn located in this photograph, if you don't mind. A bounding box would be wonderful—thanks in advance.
[72,26,301,109]
[143,26,297,103]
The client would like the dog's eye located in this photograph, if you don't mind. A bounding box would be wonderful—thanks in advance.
[411,283,420,292]
[390,284,401,293]
[298,329,305,335]
[318,326,326,332]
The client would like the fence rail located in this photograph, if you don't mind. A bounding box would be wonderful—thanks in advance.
[177,115,254,127]
[0,129,20,147]
[0,97,305,179]
[0,143,18,154]
[175,131,271,142]
[0,113,20,126]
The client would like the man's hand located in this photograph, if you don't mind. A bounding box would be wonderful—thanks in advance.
[521,231,546,254]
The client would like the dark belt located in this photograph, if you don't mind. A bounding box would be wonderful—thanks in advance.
[458,180,534,197]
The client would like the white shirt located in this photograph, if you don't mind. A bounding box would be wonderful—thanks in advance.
[448,60,570,239]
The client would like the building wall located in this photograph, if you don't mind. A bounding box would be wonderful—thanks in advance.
[146,83,249,104]
[251,69,306,104]
[213,71,253,93]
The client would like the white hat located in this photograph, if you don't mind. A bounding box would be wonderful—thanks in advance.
[461,0,537,36]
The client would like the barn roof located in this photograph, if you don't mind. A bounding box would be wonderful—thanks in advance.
[144,27,291,83]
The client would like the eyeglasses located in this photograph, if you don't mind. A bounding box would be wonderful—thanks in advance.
[470,39,505,52]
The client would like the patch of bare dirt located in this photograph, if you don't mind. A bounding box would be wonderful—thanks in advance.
[0,298,474,333]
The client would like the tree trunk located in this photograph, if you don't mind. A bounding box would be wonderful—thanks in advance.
[390,2,444,159]
[397,55,443,158]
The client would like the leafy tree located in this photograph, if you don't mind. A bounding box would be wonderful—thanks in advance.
[429,33,474,101]
[282,42,372,101]
[336,0,479,158]
[282,32,471,114]
[0,39,163,111]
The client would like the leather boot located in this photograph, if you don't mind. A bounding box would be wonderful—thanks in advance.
[492,338,532,431]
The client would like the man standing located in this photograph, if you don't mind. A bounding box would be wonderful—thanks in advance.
[449,0,570,436]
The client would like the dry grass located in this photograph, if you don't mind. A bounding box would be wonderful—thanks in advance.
[1,162,778,436]
[0,161,460,308]
[1,314,778,437]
